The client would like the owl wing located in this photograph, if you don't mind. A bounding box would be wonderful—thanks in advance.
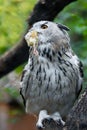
[20,62,31,106]
[20,69,27,106]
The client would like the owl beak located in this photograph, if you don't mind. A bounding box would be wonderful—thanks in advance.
[25,30,38,47]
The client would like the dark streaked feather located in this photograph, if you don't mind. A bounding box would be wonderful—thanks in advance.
[58,23,70,31]
[79,61,84,78]
[20,88,26,106]
[76,61,84,98]
[20,70,27,82]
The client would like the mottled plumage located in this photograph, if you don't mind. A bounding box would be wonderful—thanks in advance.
[20,21,83,128]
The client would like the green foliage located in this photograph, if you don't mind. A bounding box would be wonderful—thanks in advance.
[0,0,36,54]
[4,86,19,98]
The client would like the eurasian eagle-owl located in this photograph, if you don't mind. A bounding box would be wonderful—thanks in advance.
[20,21,83,128]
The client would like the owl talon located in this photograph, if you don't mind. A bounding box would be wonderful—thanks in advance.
[36,110,49,129]
[42,117,57,128]
[36,117,55,130]
[36,110,65,129]
[37,117,65,129]
[43,117,65,128]
[42,117,54,125]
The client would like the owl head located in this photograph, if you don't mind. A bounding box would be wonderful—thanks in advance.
[25,21,70,51]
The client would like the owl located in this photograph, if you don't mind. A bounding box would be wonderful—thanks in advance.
[20,21,83,129]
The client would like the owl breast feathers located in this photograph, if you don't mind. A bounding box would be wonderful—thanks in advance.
[20,21,83,118]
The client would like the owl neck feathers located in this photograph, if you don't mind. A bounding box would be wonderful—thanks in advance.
[36,42,70,62]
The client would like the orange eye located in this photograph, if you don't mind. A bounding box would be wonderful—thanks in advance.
[41,24,48,29]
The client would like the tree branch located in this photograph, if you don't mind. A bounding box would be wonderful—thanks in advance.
[0,0,76,78]
[42,89,87,130]
[65,89,87,130]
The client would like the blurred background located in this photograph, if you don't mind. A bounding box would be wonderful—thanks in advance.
[0,0,87,130]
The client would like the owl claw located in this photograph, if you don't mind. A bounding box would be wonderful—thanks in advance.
[42,117,65,128]
[37,117,65,130]
[36,117,54,130]
[36,110,65,130]
[42,117,57,128]
[36,110,49,129]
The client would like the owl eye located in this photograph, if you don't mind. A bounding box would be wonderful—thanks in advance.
[41,24,48,29]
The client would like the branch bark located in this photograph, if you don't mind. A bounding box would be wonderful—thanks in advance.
[43,89,87,130]
[0,0,76,78]
[64,88,87,130]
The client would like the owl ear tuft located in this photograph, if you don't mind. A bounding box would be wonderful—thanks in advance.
[57,23,70,31]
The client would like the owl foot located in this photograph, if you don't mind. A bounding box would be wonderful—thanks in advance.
[36,110,65,130]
